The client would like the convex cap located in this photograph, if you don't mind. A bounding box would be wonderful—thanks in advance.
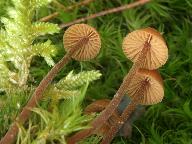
[123,27,168,70]
[63,24,101,61]
[127,69,164,105]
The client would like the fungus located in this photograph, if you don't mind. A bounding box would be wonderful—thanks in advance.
[64,24,101,61]
[67,28,168,144]
[0,24,101,144]
[101,69,164,143]
[127,69,164,105]
[123,27,168,70]
[84,99,111,114]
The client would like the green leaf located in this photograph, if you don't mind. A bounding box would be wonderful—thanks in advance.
[79,135,102,144]
[31,108,51,124]
[0,59,10,89]
[31,22,60,37]
[44,85,80,100]
[0,29,7,49]
[183,101,192,119]
[56,70,102,90]
[31,0,52,8]
[31,40,57,66]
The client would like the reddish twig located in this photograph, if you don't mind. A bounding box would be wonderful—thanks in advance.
[39,12,59,22]
[59,0,150,29]
[53,0,95,11]
[39,0,95,22]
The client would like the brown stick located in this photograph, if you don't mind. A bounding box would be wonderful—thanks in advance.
[59,0,150,29]
[67,36,151,144]
[39,12,59,22]
[101,79,148,144]
[0,38,89,144]
[39,0,95,22]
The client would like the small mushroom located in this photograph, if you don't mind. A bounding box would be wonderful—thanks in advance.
[127,69,164,105]
[101,69,164,144]
[123,27,168,70]
[64,24,101,61]
[84,99,111,114]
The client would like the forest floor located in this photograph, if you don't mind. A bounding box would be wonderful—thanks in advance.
[0,0,192,144]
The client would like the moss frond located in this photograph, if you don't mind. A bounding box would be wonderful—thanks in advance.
[0,0,59,88]
[56,70,102,90]
[79,135,102,144]
[31,40,57,66]
[31,22,60,37]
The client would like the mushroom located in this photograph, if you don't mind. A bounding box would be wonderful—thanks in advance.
[0,24,101,144]
[64,24,101,61]
[67,28,168,144]
[101,69,164,144]
[84,99,111,114]
[123,27,168,70]
[127,69,164,105]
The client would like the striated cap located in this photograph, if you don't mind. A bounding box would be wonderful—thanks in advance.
[127,69,164,105]
[122,27,168,70]
[63,24,101,61]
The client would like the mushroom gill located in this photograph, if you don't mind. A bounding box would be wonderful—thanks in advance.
[63,24,101,61]
[127,69,164,105]
[122,27,168,70]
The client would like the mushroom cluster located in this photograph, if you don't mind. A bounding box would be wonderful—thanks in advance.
[68,27,168,144]
[101,28,168,144]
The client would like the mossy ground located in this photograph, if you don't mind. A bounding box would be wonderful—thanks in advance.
[0,0,192,143]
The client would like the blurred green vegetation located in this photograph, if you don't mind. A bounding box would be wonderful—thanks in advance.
[0,0,192,143]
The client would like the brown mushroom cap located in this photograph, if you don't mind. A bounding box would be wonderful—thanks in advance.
[84,99,111,114]
[122,27,168,70]
[127,69,164,105]
[63,24,101,61]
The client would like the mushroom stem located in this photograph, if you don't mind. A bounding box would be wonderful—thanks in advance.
[101,79,148,144]
[67,36,152,144]
[0,37,89,144]
[101,102,137,144]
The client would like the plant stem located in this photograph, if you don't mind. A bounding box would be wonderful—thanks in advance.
[39,0,96,22]
[101,79,148,144]
[39,12,59,22]
[67,36,152,144]
[59,0,150,29]
[0,38,89,144]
